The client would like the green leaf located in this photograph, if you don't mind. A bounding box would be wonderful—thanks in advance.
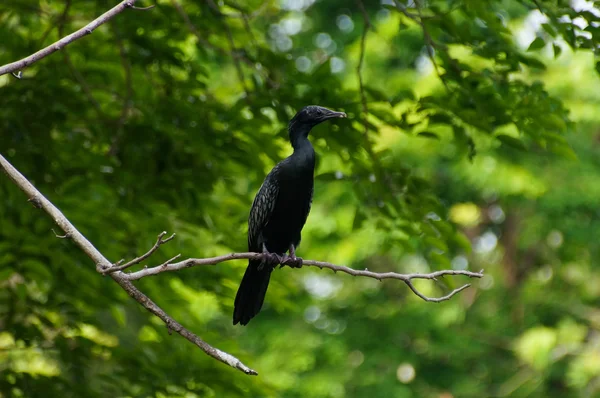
[453,232,472,254]
[425,236,449,253]
[315,172,344,181]
[528,37,546,51]
[496,134,527,150]
[370,108,398,125]
[427,251,453,270]
[542,23,558,38]
[0,268,14,282]
[417,131,440,140]
[389,89,415,105]
[553,43,562,58]
[352,207,367,231]
[518,54,547,69]
[549,143,578,160]
[428,113,453,126]
[364,86,388,102]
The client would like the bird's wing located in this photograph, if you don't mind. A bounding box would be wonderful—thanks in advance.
[302,185,314,225]
[248,172,279,251]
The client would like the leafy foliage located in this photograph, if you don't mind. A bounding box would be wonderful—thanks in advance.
[1,0,600,397]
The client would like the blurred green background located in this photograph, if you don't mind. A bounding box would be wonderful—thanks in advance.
[2,0,600,396]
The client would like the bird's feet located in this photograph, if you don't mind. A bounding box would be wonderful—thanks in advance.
[266,252,283,265]
[257,252,283,270]
[280,254,303,269]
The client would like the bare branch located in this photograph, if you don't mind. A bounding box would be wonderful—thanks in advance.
[0,153,257,376]
[0,0,146,77]
[125,250,484,303]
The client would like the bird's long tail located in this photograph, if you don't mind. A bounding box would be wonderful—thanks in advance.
[233,259,273,325]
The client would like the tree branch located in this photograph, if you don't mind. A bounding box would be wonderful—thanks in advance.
[0,153,257,376]
[117,241,483,303]
[0,0,144,77]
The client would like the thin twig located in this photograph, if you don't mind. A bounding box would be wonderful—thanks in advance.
[206,0,268,19]
[170,0,277,88]
[0,153,257,376]
[38,0,72,46]
[108,29,135,156]
[124,250,484,303]
[117,39,134,126]
[56,0,73,37]
[224,24,249,95]
[105,231,176,273]
[355,0,371,146]
[56,0,106,117]
[394,0,451,91]
[0,0,148,77]
[64,52,105,115]
[205,0,249,95]
[404,279,471,302]
[171,0,222,51]
[415,0,450,91]
[355,0,401,200]
[241,12,258,47]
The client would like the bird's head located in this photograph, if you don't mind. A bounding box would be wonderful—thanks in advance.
[288,105,346,146]
[291,105,347,127]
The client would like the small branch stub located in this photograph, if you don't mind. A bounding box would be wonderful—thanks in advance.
[52,229,71,239]
[130,4,156,10]
[28,196,42,209]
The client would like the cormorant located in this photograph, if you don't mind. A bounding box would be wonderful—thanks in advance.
[233,105,347,326]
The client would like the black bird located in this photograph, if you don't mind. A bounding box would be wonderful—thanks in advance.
[233,105,346,325]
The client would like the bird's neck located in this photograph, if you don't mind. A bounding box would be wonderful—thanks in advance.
[291,135,312,152]
[289,124,312,150]
[289,132,315,170]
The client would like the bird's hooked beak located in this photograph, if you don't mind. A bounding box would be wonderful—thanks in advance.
[322,110,347,120]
